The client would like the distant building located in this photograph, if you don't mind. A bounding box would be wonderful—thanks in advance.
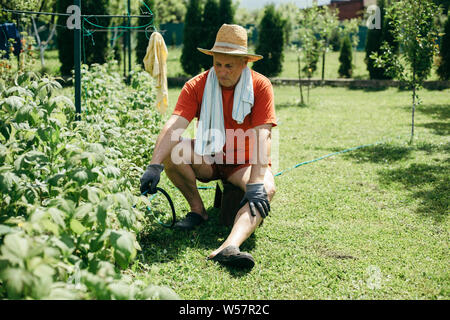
[328,0,375,20]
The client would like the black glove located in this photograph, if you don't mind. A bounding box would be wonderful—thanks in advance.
[239,183,270,218]
[140,164,164,194]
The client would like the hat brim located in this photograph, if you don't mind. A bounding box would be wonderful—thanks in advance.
[197,47,263,63]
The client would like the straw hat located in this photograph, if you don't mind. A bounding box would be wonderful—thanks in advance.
[197,24,263,62]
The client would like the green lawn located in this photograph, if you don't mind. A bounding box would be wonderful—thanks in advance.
[127,85,449,299]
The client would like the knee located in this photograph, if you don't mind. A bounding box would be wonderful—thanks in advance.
[162,138,193,170]
[265,182,276,201]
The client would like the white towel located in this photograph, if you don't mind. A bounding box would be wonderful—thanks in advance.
[194,66,254,156]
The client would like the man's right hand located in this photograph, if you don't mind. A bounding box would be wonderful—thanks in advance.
[140,164,164,194]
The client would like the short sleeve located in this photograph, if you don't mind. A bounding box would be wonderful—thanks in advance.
[250,78,277,128]
[172,82,199,123]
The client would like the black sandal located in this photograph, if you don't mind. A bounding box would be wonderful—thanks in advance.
[209,245,255,269]
[173,212,205,230]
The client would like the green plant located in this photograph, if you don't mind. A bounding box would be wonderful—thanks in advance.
[371,0,440,143]
[81,0,110,66]
[56,0,74,76]
[0,62,174,299]
[365,0,399,80]
[253,4,285,78]
[437,13,450,80]
[339,35,353,78]
[200,0,220,71]
[181,0,204,76]
[218,0,234,25]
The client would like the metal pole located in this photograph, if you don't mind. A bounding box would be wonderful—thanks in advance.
[74,0,81,119]
[127,0,131,83]
[123,18,127,79]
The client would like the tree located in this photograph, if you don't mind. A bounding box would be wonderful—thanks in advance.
[56,0,110,76]
[136,0,155,68]
[338,35,353,78]
[295,4,324,103]
[200,0,220,70]
[365,0,398,79]
[253,4,285,78]
[28,0,58,69]
[371,0,440,143]
[218,0,234,25]
[316,6,340,82]
[437,13,450,80]
[278,2,300,46]
[181,0,203,76]
[81,0,110,66]
[56,0,73,76]
[365,0,386,79]
[433,0,450,14]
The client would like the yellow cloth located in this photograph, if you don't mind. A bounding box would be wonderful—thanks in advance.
[143,32,168,113]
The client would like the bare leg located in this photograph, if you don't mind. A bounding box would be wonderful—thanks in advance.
[163,138,215,219]
[208,166,276,258]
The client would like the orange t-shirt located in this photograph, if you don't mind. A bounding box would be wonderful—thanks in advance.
[173,69,277,164]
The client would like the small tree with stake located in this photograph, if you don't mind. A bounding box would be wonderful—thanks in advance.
[295,5,323,104]
[371,0,440,144]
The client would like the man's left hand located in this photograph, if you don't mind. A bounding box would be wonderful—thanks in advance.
[239,183,270,218]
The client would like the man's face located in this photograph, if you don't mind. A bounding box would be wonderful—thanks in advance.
[213,53,247,88]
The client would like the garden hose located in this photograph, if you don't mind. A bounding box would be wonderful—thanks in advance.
[140,187,177,228]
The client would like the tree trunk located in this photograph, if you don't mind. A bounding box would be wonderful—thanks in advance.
[410,53,416,144]
[321,50,326,84]
[297,54,304,105]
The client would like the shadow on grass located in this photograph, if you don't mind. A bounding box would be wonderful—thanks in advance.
[348,85,389,92]
[418,122,450,136]
[276,101,310,109]
[378,162,449,223]
[339,143,413,163]
[408,103,450,136]
[339,141,449,222]
[415,103,450,120]
[137,207,256,276]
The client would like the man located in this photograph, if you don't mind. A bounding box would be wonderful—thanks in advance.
[140,24,277,269]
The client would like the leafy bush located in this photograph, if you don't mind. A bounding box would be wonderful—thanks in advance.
[365,0,398,80]
[81,0,110,67]
[181,0,204,76]
[0,63,176,299]
[57,0,110,76]
[218,0,235,25]
[56,0,74,76]
[437,13,450,80]
[338,35,353,78]
[200,0,220,71]
[253,4,285,77]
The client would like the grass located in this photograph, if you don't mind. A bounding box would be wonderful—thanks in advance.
[22,47,449,299]
[127,85,449,300]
